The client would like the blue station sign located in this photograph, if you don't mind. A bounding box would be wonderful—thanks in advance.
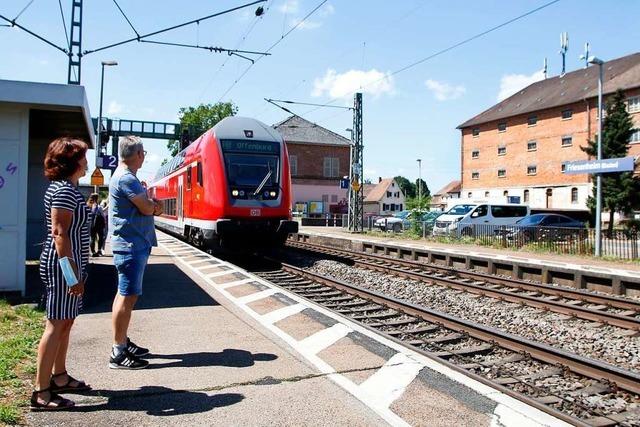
[564,157,636,175]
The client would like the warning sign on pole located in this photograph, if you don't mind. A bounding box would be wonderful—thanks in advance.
[351,179,361,192]
[90,168,104,186]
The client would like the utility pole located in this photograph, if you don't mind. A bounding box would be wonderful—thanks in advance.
[589,56,604,256]
[417,159,422,207]
[348,93,363,232]
[67,0,83,84]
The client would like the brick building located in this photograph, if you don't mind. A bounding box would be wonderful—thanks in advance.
[458,51,640,211]
[274,115,351,214]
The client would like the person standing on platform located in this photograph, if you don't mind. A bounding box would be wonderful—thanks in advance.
[87,193,106,256]
[100,200,109,253]
[33,137,92,410]
[108,136,162,369]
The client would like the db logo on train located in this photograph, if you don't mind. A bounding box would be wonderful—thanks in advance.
[250,209,261,217]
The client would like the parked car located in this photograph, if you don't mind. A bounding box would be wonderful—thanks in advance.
[374,211,409,232]
[431,204,477,236]
[506,214,587,242]
[457,204,530,237]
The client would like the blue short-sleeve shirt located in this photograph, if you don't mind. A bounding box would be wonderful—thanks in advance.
[109,166,157,253]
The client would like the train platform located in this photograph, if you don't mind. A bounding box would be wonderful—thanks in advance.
[27,232,567,427]
[297,226,640,297]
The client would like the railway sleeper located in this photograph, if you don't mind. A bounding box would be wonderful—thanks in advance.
[431,343,493,358]
[351,311,399,320]
[459,353,526,370]
[325,300,369,308]
[338,305,385,313]
[422,333,465,344]
[584,409,640,427]
[493,367,563,385]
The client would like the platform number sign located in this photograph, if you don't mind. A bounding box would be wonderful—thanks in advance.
[99,155,118,171]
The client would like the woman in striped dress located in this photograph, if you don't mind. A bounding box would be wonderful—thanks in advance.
[32,138,91,410]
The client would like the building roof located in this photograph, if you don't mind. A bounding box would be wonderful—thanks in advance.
[458,51,640,129]
[362,183,376,199]
[364,178,398,202]
[273,115,351,146]
[0,79,95,147]
[434,180,461,196]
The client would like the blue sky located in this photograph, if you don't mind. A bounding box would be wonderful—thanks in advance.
[1,0,639,192]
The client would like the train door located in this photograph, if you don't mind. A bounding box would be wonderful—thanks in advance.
[177,175,184,224]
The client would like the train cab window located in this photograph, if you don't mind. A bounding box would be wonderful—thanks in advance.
[197,162,203,186]
[186,166,192,190]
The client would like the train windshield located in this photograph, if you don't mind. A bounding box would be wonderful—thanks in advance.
[221,139,280,188]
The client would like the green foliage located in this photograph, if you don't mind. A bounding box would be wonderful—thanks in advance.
[405,195,431,211]
[415,178,430,198]
[167,102,238,157]
[581,89,640,232]
[394,176,415,198]
[0,300,44,425]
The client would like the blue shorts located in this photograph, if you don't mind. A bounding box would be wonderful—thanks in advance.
[114,248,151,296]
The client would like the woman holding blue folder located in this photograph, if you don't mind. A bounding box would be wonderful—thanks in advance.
[32,137,92,410]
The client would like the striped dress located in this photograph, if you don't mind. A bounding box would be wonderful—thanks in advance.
[39,181,90,319]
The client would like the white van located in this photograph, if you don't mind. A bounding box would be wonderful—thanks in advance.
[456,204,529,237]
[431,204,477,236]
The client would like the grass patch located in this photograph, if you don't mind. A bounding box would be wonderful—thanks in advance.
[0,299,44,425]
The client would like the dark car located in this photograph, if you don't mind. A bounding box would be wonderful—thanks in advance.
[507,214,587,242]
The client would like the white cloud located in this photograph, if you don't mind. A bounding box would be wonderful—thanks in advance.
[425,79,466,101]
[497,69,545,101]
[312,68,395,99]
[106,100,124,115]
[279,0,298,14]
[319,3,335,17]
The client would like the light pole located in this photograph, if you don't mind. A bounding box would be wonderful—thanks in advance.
[96,61,118,168]
[417,158,422,208]
[589,56,604,256]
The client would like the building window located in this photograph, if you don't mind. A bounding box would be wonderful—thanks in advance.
[498,169,506,178]
[561,163,566,173]
[498,122,507,132]
[467,192,472,198]
[484,191,490,198]
[472,150,479,159]
[523,189,529,202]
[497,146,506,156]
[323,157,339,177]
[571,187,578,204]
[386,191,392,197]
[527,115,537,126]
[527,165,537,175]
[331,195,338,203]
[382,203,388,211]
[561,109,573,120]
[503,190,509,197]
[629,128,640,144]
[322,194,329,203]
[289,155,298,176]
[561,136,573,147]
[527,140,537,151]
[472,128,480,137]
[628,96,640,113]
[472,171,479,180]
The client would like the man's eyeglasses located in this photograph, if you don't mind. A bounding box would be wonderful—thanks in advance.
[140,150,147,156]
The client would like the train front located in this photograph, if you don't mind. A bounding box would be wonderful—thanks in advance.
[213,116,298,247]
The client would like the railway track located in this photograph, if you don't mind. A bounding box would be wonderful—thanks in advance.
[284,240,640,332]
[252,260,640,427]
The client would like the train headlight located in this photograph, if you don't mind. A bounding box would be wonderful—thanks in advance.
[232,189,239,197]
[269,191,276,197]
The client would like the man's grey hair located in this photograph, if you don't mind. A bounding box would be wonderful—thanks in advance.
[119,135,144,160]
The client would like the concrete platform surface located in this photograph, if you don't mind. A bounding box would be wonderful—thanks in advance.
[28,232,570,426]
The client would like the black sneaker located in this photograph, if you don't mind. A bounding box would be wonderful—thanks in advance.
[109,349,149,370]
[127,338,149,357]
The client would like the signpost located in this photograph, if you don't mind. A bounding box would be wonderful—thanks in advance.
[97,154,118,171]
[563,157,635,175]
[90,168,104,193]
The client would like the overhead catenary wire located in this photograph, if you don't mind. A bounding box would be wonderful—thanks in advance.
[215,0,329,103]
[112,0,140,38]
[13,0,36,21]
[57,0,76,82]
[299,0,562,118]
[82,0,266,56]
[0,13,68,53]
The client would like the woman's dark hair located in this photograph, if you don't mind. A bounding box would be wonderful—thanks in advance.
[88,193,99,203]
[44,137,88,181]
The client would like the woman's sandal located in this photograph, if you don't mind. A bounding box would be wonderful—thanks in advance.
[30,388,75,411]
[50,371,92,393]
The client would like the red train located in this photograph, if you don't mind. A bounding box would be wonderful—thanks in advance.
[148,116,298,249]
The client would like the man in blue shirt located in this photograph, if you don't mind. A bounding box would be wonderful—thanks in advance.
[108,136,162,370]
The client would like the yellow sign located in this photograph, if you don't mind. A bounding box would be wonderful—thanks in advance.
[90,168,104,186]
[351,179,361,192]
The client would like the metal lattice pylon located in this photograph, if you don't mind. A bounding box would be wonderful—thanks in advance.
[348,92,363,232]
[67,0,83,85]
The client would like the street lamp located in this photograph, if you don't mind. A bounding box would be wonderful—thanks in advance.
[588,55,604,256]
[96,60,118,165]
[417,158,422,207]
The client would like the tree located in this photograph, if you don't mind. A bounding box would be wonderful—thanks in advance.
[406,195,431,211]
[581,89,640,233]
[414,178,430,198]
[166,102,238,157]
[394,175,416,198]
